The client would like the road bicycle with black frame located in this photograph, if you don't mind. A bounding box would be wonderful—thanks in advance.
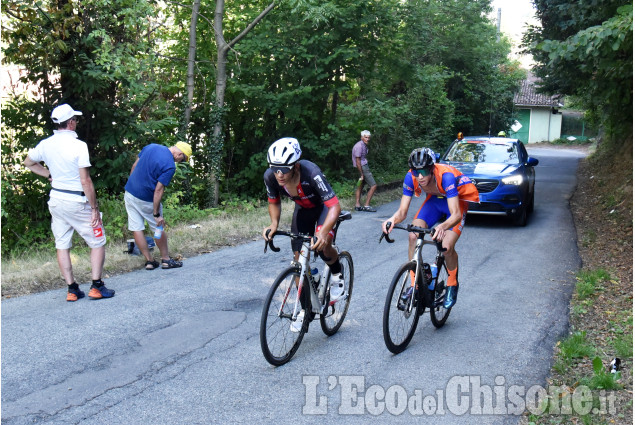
[259,211,354,366]
[379,222,453,354]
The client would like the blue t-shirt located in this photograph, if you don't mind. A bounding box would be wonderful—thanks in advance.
[124,144,176,202]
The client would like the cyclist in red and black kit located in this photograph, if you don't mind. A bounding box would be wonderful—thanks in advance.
[382,147,479,308]
[262,138,346,311]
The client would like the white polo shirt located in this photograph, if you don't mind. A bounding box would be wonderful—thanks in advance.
[28,130,91,202]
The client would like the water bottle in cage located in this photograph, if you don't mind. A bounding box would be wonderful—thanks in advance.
[429,263,438,290]
[423,263,433,290]
[311,267,320,289]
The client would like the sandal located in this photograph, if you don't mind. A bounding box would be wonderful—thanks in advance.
[362,206,377,212]
[145,260,160,270]
[161,258,183,269]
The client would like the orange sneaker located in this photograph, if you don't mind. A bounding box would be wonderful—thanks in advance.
[67,287,85,302]
[88,283,115,299]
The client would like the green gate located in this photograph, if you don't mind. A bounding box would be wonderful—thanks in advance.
[511,109,530,143]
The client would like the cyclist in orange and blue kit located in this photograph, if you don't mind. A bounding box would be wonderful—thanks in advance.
[382,147,479,308]
[262,138,346,313]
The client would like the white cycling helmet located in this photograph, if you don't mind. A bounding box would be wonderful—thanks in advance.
[267,138,302,170]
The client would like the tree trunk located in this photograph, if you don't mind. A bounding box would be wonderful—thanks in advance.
[208,0,276,206]
[183,0,201,131]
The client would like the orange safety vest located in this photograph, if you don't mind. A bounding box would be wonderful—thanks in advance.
[411,164,479,203]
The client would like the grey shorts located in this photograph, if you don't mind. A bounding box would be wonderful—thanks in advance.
[361,164,376,187]
[124,191,162,233]
[48,198,107,249]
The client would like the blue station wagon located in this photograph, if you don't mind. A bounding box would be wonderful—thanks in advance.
[440,136,539,226]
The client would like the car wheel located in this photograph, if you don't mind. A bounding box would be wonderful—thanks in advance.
[527,192,535,214]
[512,205,527,226]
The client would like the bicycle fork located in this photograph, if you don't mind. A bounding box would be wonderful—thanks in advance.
[287,244,325,321]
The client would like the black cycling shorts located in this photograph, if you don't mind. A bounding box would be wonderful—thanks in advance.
[290,204,328,252]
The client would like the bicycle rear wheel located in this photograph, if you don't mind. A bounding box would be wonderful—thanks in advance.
[430,260,452,328]
[260,267,309,366]
[383,262,420,354]
[320,251,354,336]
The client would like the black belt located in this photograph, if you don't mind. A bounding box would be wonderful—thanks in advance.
[51,187,85,196]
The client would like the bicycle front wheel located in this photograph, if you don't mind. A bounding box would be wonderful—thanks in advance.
[383,262,420,354]
[430,260,452,328]
[320,251,354,336]
[260,267,309,366]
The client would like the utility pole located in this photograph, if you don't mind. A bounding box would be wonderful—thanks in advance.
[496,8,501,42]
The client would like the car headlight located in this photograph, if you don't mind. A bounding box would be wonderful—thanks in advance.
[502,175,524,185]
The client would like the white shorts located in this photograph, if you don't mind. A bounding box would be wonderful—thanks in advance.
[124,191,162,233]
[48,198,107,249]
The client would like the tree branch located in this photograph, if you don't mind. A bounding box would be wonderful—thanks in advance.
[227,2,276,49]
[164,0,220,39]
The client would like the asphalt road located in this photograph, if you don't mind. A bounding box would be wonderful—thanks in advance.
[1,147,587,424]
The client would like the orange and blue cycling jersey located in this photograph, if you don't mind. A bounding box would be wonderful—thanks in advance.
[403,163,479,202]
[402,163,479,235]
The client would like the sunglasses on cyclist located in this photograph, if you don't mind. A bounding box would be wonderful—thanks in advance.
[270,164,294,175]
[411,168,431,177]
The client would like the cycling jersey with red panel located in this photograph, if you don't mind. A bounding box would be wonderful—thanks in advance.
[264,160,339,209]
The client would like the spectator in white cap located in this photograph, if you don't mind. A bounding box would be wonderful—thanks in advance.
[23,103,115,301]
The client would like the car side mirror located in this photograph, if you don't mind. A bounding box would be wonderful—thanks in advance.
[435,153,441,161]
[527,157,539,166]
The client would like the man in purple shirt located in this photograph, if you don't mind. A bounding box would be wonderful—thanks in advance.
[351,130,377,212]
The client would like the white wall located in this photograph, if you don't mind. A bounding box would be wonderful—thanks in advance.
[529,108,562,143]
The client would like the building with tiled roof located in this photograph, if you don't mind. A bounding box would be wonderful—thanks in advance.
[509,74,563,143]
[514,77,564,107]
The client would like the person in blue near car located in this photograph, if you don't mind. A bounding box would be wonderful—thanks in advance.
[381,147,479,308]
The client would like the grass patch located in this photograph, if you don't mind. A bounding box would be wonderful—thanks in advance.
[526,139,633,425]
[558,331,595,360]
[577,357,623,391]
[612,333,633,359]
[580,371,623,391]
[575,268,610,299]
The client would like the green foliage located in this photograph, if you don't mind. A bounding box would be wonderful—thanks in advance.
[578,357,623,390]
[576,269,610,299]
[162,190,213,224]
[1,0,184,251]
[401,0,524,136]
[1,98,56,253]
[559,331,595,360]
[1,0,521,255]
[99,194,128,241]
[612,333,633,358]
[397,65,455,153]
[524,1,633,141]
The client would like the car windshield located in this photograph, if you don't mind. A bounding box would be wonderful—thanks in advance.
[444,141,519,164]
